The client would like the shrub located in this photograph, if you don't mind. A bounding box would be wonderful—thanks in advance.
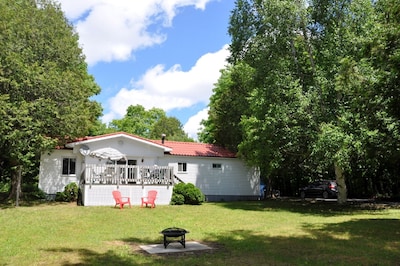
[172,183,186,195]
[170,193,185,205]
[170,182,205,205]
[183,183,205,205]
[55,192,67,202]
[26,189,47,200]
[20,182,47,200]
[56,182,79,202]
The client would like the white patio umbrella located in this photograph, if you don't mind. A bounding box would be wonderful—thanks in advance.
[89,147,127,161]
[89,148,127,187]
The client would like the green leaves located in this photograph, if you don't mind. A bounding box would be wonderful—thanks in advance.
[109,104,193,141]
[202,0,400,198]
[199,62,255,150]
[0,0,101,196]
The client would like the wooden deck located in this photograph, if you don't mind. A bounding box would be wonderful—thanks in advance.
[83,164,175,187]
[80,164,176,206]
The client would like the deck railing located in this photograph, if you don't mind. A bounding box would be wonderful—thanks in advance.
[83,164,174,187]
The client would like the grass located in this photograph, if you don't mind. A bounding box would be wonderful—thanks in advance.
[0,200,399,265]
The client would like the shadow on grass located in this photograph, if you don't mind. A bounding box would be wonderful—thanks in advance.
[217,199,395,216]
[44,247,136,266]
[43,218,400,265]
[303,218,400,242]
[44,236,166,266]
[199,218,400,265]
[0,199,75,209]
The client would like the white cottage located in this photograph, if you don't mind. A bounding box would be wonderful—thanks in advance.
[39,132,260,206]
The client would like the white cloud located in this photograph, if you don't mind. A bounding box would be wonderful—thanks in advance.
[56,0,214,65]
[183,108,209,140]
[55,0,230,139]
[103,45,229,123]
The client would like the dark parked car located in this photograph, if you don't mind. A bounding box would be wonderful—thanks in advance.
[299,180,338,199]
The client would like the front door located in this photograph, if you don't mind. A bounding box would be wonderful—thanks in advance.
[117,159,137,183]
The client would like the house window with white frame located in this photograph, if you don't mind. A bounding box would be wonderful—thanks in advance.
[178,162,187,173]
[62,158,76,175]
[212,163,222,169]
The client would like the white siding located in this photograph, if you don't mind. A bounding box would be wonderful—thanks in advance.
[74,136,166,166]
[82,185,173,206]
[39,134,261,204]
[39,150,81,194]
[159,156,260,200]
[39,136,168,195]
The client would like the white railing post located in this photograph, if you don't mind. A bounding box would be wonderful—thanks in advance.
[84,163,175,187]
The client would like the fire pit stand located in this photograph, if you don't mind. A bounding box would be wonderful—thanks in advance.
[160,227,189,248]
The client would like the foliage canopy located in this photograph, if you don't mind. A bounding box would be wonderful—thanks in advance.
[200,0,400,201]
[0,0,102,199]
[108,104,194,141]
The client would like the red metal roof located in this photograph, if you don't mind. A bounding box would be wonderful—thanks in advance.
[152,140,237,158]
[68,132,236,158]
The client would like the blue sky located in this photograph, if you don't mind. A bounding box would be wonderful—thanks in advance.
[55,0,235,140]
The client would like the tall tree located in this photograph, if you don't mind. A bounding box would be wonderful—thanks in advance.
[204,0,400,201]
[150,116,193,141]
[110,104,194,141]
[109,105,165,138]
[309,0,385,203]
[0,0,102,200]
[227,0,318,193]
[199,62,254,151]
[369,0,400,197]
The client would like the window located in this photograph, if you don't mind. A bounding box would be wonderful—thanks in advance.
[117,159,137,165]
[62,158,76,175]
[118,160,137,180]
[212,163,222,169]
[178,162,187,172]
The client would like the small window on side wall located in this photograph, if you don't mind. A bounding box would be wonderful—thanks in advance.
[178,162,187,172]
[62,158,76,175]
[212,163,222,169]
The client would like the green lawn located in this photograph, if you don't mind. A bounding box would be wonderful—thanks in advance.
[0,200,399,265]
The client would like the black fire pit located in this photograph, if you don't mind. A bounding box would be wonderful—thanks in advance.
[160,227,189,248]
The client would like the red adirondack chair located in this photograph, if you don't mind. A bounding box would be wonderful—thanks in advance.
[141,190,158,208]
[112,190,131,209]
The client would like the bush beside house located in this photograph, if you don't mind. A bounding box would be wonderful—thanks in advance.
[170,183,205,205]
[55,183,79,202]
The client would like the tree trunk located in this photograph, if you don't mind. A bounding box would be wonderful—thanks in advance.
[8,165,22,204]
[334,162,347,204]
[16,166,22,207]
